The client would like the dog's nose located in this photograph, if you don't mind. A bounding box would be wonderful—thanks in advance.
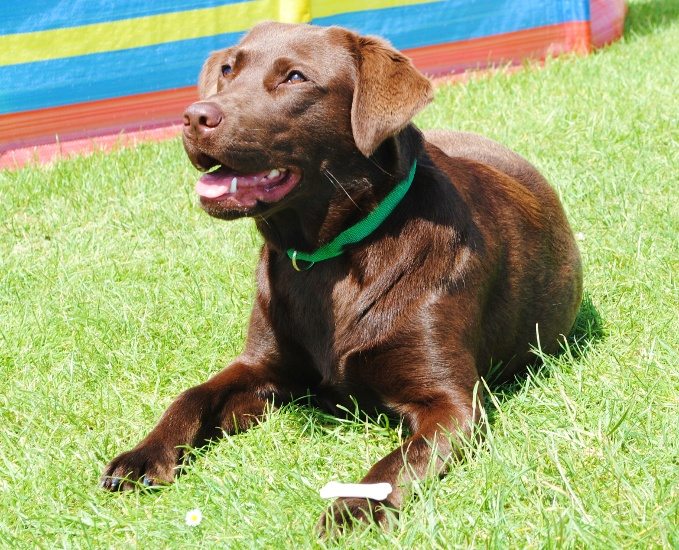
[183,102,223,138]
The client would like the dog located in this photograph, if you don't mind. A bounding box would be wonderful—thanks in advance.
[101,21,582,533]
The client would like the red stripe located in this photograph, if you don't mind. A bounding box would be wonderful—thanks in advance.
[0,87,197,151]
[404,21,592,76]
[0,126,182,169]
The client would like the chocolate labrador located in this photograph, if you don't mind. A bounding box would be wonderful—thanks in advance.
[101,22,582,533]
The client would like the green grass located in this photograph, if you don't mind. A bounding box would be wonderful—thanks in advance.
[1,0,678,547]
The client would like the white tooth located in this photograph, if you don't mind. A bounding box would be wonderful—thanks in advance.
[278,168,287,172]
[230,177,238,193]
[268,169,280,179]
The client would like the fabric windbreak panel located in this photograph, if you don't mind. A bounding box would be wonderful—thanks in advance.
[0,0,627,150]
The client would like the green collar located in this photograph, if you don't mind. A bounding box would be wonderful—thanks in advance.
[286,160,417,271]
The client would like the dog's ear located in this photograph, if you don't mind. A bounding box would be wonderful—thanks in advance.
[351,36,433,157]
[198,50,226,99]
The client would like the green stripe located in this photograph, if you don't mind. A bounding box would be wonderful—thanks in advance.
[286,161,417,270]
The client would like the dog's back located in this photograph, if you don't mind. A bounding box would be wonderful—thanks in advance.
[425,130,548,192]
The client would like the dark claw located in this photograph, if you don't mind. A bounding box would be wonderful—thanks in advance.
[101,445,177,492]
[107,477,120,490]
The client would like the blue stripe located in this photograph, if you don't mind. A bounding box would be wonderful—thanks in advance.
[315,0,589,50]
[0,32,242,114]
[1,0,250,35]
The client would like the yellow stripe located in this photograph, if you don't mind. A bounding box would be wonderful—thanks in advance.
[0,1,272,66]
[0,0,438,67]
[311,0,436,19]
[278,0,312,23]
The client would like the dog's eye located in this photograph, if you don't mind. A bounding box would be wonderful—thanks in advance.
[285,71,307,84]
[221,64,233,77]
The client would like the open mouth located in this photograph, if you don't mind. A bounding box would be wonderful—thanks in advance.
[195,164,302,210]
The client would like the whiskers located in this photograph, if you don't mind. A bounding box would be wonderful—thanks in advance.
[254,212,286,250]
[322,168,361,211]
[366,156,394,178]
[255,214,273,229]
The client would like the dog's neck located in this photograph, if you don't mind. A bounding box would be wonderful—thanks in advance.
[255,125,425,255]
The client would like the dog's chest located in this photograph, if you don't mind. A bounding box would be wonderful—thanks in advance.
[269,268,367,383]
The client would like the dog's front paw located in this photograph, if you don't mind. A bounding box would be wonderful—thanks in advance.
[316,497,396,537]
[100,444,178,491]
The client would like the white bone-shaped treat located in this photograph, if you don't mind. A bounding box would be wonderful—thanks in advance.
[319,481,393,501]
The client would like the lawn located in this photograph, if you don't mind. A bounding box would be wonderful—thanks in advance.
[1,0,677,547]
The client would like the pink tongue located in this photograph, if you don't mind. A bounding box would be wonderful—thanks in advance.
[195,178,229,199]
[195,169,272,199]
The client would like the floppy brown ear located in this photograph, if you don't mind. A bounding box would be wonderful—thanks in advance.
[351,36,433,157]
[198,50,226,99]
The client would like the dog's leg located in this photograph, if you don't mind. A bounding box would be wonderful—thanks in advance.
[317,387,481,534]
[101,360,292,490]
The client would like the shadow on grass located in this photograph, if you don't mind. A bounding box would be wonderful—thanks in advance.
[567,292,605,351]
[624,0,679,38]
[485,292,605,409]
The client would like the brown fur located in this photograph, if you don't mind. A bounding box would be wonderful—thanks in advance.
[101,22,582,535]
[350,35,433,156]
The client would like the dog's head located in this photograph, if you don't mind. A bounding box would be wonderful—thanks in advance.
[183,22,432,220]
